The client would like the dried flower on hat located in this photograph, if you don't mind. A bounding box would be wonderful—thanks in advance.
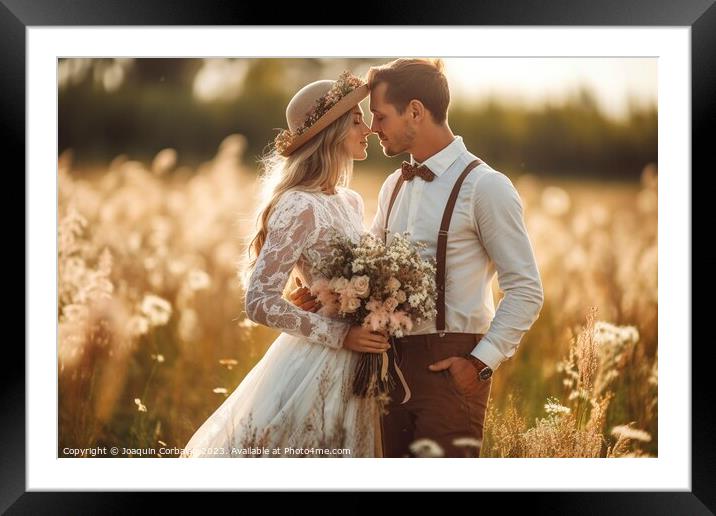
[273,129,295,156]
[274,70,366,155]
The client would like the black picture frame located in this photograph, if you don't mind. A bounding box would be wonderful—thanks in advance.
[4,0,710,511]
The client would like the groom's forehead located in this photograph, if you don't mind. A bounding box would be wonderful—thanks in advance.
[369,97,390,115]
[369,83,390,110]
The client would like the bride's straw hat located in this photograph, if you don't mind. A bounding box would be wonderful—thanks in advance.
[274,71,370,157]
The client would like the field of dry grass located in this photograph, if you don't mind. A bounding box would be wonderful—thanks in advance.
[58,135,657,457]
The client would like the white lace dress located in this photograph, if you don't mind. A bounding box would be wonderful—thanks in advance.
[180,186,382,458]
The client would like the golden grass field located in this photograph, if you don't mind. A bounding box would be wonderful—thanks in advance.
[58,134,658,458]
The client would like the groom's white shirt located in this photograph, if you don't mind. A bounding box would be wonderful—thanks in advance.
[369,135,544,372]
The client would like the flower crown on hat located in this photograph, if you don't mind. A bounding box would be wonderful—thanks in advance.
[274,71,366,156]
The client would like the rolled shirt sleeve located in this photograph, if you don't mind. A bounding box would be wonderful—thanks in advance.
[469,171,544,371]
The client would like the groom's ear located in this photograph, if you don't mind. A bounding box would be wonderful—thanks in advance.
[408,99,426,122]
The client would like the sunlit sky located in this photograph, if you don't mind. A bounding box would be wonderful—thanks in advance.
[60,58,657,121]
[191,58,657,121]
[443,58,657,120]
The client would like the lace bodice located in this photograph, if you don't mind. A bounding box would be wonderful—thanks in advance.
[245,186,365,349]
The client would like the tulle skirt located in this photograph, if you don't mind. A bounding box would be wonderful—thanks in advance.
[180,332,382,458]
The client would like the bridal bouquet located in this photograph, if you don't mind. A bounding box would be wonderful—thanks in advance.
[309,231,437,398]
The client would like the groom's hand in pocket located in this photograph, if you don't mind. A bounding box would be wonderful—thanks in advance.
[287,278,320,312]
[343,326,391,353]
[428,356,480,394]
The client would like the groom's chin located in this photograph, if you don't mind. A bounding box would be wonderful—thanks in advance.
[381,146,398,158]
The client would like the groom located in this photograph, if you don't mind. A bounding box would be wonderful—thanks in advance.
[290,58,544,457]
[362,58,544,458]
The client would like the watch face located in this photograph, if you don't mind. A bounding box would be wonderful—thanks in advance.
[479,368,493,380]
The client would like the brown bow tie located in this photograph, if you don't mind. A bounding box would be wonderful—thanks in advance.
[401,161,436,182]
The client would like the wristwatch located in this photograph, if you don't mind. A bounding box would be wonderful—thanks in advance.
[466,354,493,381]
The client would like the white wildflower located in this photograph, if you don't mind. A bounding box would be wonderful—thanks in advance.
[409,438,444,458]
[544,397,571,415]
[140,294,172,327]
[134,398,147,412]
[452,437,483,449]
[219,358,238,370]
[187,268,211,291]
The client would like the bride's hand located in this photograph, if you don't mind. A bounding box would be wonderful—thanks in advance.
[287,277,320,312]
[342,326,391,353]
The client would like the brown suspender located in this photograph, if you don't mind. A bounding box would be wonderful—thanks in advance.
[383,159,483,335]
[435,159,482,333]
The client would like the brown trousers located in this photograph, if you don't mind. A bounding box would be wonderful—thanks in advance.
[380,333,492,458]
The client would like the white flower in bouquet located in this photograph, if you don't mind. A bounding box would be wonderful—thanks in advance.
[350,275,371,298]
[329,276,349,293]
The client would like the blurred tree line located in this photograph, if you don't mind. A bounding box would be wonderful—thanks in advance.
[59,58,656,179]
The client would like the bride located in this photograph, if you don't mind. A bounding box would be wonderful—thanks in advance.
[180,71,389,458]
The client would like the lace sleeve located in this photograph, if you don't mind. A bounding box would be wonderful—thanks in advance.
[244,191,351,349]
[344,188,365,223]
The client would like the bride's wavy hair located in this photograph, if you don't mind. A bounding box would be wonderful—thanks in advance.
[241,109,355,287]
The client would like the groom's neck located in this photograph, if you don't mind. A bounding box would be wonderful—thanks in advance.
[410,124,455,164]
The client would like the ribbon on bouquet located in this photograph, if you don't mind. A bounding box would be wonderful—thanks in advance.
[386,340,411,404]
[353,336,411,404]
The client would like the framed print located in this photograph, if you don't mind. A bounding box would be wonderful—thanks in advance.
[4,0,712,511]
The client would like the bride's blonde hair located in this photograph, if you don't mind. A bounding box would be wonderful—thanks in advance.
[242,109,354,286]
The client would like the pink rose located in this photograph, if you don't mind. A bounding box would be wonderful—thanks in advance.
[384,297,399,313]
[395,289,407,304]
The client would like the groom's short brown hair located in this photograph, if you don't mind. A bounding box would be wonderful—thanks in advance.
[366,58,450,124]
